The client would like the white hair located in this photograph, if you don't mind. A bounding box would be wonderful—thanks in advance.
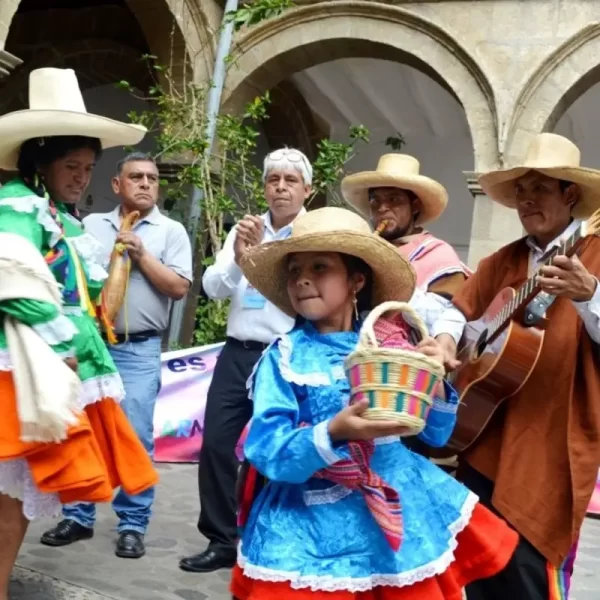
[263,147,313,186]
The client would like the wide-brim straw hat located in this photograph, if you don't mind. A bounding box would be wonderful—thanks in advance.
[479,133,600,219]
[0,68,147,170]
[240,207,417,317]
[341,154,449,226]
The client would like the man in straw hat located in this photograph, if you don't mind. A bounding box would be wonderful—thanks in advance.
[342,154,469,462]
[451,133,600,599]
[341,154,470,297]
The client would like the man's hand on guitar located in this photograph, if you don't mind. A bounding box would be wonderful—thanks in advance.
[537,255,598,302]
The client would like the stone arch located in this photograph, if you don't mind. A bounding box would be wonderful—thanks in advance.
[0,39,153,114]
[0,0,195,83]
[504,24,600,163]
[222,1,499,171]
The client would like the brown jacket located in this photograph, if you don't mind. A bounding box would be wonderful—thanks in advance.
[453,235,600,566]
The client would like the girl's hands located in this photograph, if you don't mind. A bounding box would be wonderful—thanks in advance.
[328,400,411,442]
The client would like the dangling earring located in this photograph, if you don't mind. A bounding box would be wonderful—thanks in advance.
[353,294,359,321]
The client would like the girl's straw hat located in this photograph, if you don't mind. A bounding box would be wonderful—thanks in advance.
[0,68,147,170]
[240,207,417,317]
[479,133,600,219]
[341,154,448,226]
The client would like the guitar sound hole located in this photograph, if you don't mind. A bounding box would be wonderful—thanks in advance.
[474,330,488,359]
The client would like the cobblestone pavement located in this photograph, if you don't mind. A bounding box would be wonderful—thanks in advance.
[12,464,600,599]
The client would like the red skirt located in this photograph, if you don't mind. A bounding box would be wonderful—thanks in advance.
[231,502,518,600]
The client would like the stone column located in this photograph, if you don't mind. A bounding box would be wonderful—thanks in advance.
[464,171,524,269]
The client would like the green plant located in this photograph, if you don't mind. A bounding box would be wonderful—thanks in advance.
[225,0,295,31]
[385,132,406,151]
[119,3,372,347]
[310,125,370,205]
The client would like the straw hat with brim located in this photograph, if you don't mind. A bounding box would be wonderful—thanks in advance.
[240,207,417,318]
[341,154,449,226]
[479,133,600,219]
[0,68,147,170]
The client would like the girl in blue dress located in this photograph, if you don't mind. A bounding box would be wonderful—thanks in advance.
[232,207,517,600]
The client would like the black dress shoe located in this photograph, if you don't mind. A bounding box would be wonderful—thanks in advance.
[115,530,145,559]
[40,519,93,547]
[179,548,237,573]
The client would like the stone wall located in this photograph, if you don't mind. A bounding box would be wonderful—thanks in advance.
[1,0,599,265]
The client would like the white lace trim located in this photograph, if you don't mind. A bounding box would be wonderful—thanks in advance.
[33,314,78,346]
[238,491,479,591]
[69,232,108,282]
[64,306,84,316]
[0,458,62,520]
[303,484,353,506]
[312,420,340,465]
[0,194,62,247]
[246,334,336,400]
[278,334,330,387]
[80,373,125,407]
[246,340,276,401]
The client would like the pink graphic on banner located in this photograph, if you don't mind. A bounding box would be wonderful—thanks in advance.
[153,343,229,463]
[588,469,600,518]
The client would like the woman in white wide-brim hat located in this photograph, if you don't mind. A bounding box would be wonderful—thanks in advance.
[230,206,518,600]
[0,67,157,597]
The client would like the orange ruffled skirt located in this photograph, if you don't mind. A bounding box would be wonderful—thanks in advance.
[231,502,518,600]
[0,371,158,506]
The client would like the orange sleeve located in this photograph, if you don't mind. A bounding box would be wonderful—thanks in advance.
[452,254,499,321]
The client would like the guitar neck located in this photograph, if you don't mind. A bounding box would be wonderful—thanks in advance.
[486,224,585,341]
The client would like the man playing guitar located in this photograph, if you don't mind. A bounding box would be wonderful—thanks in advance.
[451,133,600,600]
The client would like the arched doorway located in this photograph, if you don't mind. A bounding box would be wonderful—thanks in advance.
[0,0,192,213]
[222,2,496,260]
[503,24,600,163]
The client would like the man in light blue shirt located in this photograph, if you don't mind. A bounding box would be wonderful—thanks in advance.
[180,148,312,573]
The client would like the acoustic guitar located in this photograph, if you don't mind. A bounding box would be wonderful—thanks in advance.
[445,211,600,454]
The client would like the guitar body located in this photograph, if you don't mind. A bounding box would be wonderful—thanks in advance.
[445,287,546,454]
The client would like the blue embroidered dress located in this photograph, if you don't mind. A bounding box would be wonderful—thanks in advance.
[238,321,479,592]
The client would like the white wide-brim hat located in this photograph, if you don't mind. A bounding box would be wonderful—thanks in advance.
[341,154,449,226]
[479,133,600,219]
[0,68,147,170]
[240,207,417,317]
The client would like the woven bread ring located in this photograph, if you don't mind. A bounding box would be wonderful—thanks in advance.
[345,301,445,435]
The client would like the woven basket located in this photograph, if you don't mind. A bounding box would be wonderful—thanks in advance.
[345,301,445,436]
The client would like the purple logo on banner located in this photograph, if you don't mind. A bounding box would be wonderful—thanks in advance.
[153,342,245,463]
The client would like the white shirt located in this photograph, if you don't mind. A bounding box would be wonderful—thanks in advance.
[202,209,306,344]
[409,288,466,343]
[526,219,600,343]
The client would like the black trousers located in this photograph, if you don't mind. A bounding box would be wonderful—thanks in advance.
[460,463,575,600]
[197,337,265,553]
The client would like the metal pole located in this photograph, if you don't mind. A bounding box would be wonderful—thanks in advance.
[168,0,239,347]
